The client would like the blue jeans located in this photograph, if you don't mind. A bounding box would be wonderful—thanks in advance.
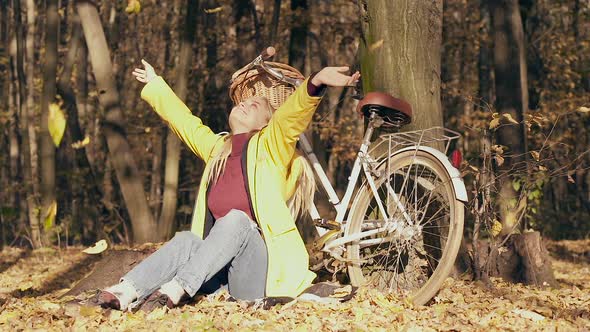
[122,209,268,305]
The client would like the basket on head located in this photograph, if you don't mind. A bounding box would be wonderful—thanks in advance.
[229,62,305,111]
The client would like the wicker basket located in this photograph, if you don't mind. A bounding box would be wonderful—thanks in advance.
[229,62,305,111]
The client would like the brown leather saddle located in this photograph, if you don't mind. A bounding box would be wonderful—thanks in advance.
[356,92,412,128]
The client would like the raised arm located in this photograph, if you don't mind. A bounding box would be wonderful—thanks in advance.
[261,67,360,167]
[134,60,221,162]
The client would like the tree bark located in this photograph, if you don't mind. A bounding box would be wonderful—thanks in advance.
[23,0,39,208]
[490,0,529,234]
[268,0,281,46]
[76,0,157,243]
[38,0,59,247]
[357,0,444,133]
[288,0,307,71]
[157,0,199,240]
[12,0,30,242]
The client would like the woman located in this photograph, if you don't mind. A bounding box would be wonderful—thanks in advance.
[97,59,360,312]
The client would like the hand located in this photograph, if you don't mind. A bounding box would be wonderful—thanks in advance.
[132,59,158,84]
[311,66,360,87]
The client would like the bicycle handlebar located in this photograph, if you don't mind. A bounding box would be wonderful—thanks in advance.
[231,46,304,88]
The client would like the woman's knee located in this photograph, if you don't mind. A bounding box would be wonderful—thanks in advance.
[170,231,201,247]
[216,209,253,230]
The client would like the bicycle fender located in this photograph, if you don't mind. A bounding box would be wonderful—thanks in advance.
[392,146,468,202]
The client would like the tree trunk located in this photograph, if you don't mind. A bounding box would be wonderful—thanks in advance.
[56,14,106,244]
[288,0,307,71]
[12,0,29,241]
[158,0,199,240]
[357,0,444,133]
[490,0,529,234]
[513,231,557,287]
[76,0,157,243]
[38,0,59,247]
[22,0,39,209]
[268,0,281,46]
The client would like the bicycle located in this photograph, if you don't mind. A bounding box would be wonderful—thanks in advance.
[232,47,467,306]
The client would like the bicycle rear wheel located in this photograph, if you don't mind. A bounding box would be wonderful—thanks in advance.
[346,150,464,305]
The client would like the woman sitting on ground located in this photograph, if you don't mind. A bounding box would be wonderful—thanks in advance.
[97,59,360,312]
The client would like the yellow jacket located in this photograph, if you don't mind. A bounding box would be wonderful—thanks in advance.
[141,76,321,297]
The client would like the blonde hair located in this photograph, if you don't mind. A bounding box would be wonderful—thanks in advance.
[206,128,316,219]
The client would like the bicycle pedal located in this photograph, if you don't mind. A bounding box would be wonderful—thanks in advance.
[314,218,341,230]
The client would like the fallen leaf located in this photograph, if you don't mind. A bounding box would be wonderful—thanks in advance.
[82,239,108,254]
[531,151,540,161]
[512,309,545,322]
[577,106,590,113]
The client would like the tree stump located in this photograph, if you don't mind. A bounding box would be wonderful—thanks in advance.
[62,247,157,297]
[470,231,557,287]
[513,231,558,287]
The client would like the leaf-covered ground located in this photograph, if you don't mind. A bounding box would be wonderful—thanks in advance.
[1,241,589,331]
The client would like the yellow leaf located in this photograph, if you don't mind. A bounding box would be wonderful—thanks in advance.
[512,309,545,322]
[79,305,100,317]
[577,106,590,113]
[204,6,223,14]
[82,239,108,254]
[489,118,501,129]
[538,165,547,171]
[491,219,503,237]
[44,200,57,231]
[125,0,141,14]
[71,135,90,149]
[40,300,61,312]
[531,151,540,161]
[502,113,519,124]
[368,39,384,52]
[48,103,66,147]
[494,154,504,166]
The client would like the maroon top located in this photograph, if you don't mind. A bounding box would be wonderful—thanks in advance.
[206,79,325,221]
[207,133,254,221]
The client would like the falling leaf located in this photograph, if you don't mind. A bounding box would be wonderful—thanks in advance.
[44,200,57,231]
[82,239,108,254]
[71,136,90,149]
[204,6,223,14]
[531,151,540,161]
[368,39,384,52]
[125,0,141,14]
[577,106,590,113]
[567,174,575,183]
[502,113,519,124]
[48,103,66,147]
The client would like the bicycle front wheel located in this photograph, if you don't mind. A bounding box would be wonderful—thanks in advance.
[346,149,464,305]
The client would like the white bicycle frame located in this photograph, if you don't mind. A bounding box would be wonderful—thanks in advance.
[246,56,467,257]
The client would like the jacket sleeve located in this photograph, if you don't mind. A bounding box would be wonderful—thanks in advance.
[141,76,222,162]
[261,77,323,168]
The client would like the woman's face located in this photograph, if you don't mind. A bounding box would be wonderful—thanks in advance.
[229,96,273,134]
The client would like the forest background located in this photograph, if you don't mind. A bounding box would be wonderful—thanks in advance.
[0,0,588,253]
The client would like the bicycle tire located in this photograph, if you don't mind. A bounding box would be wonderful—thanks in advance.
[345,149,464,305]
